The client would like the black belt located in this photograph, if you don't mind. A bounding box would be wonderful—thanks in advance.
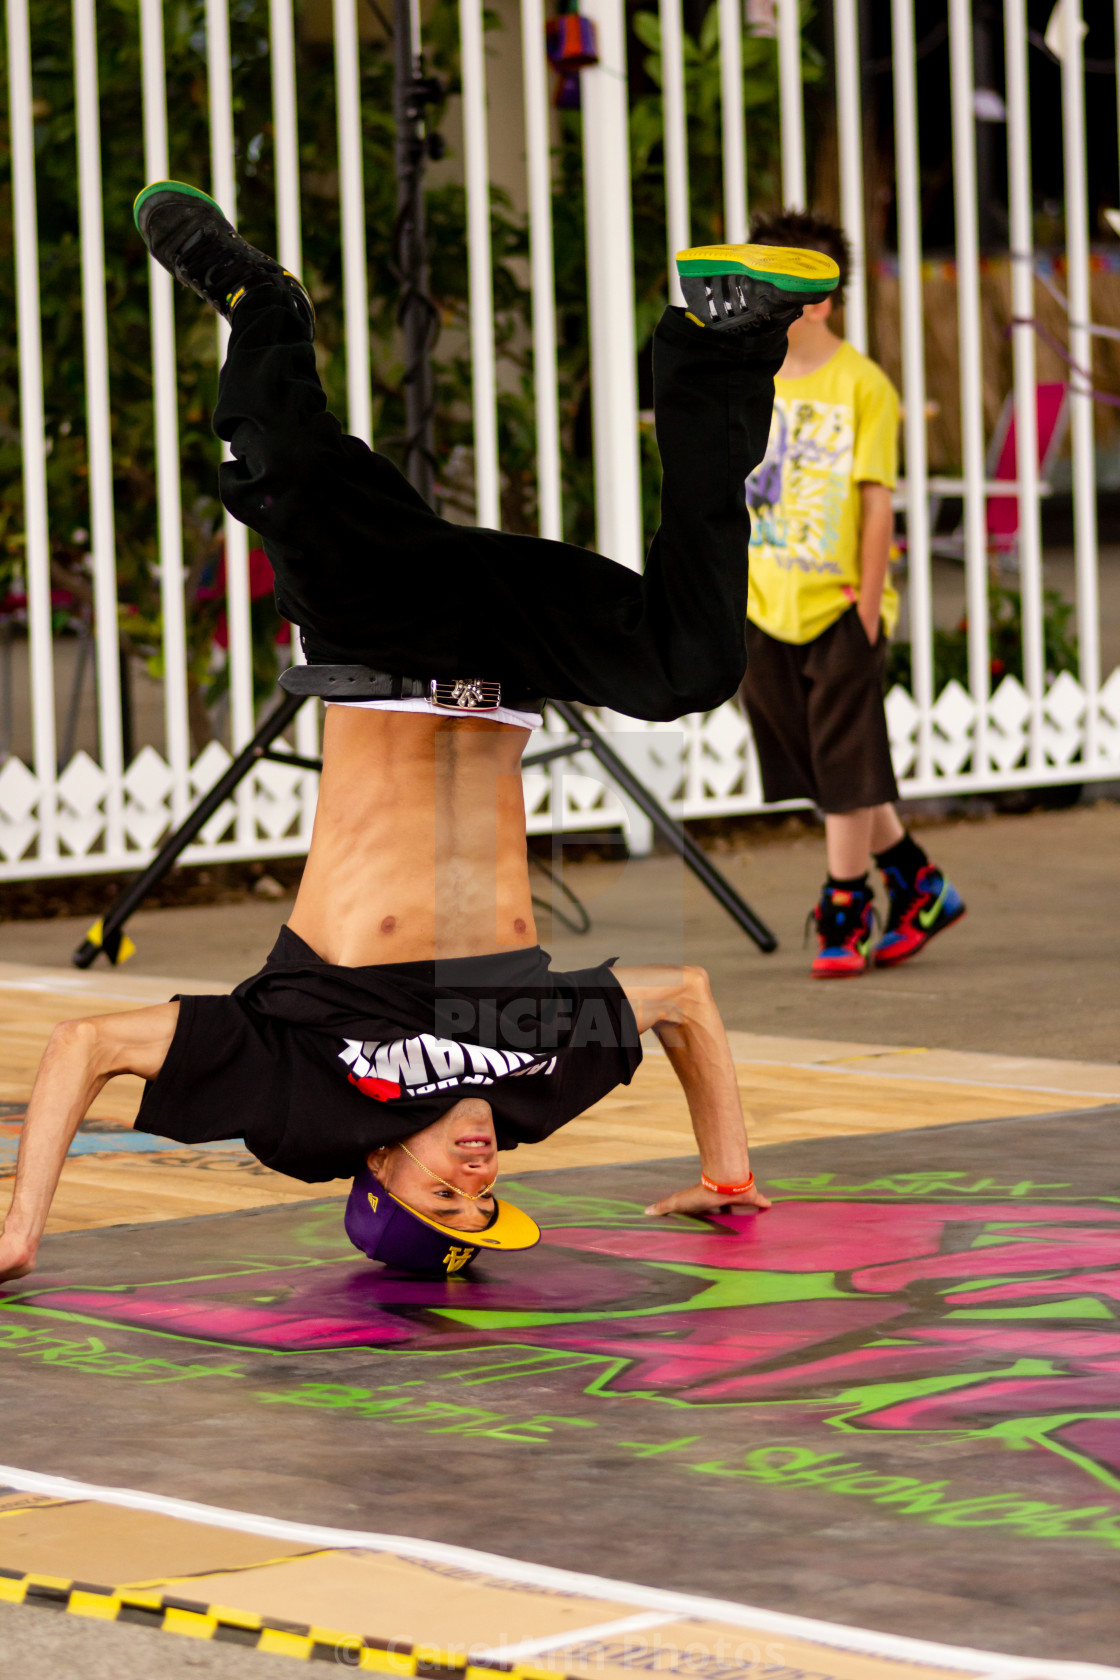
[278,663,544,715]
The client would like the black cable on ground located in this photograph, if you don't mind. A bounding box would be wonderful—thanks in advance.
[529,854,592,936]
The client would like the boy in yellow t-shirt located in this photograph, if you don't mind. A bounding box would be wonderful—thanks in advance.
[739,209,965,977]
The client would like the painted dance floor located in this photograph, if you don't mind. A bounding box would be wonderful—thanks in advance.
[3,1111,1120,1671]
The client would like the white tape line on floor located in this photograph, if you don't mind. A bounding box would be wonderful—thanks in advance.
[0,1462,1114,1680]
[476,1611,677,1662]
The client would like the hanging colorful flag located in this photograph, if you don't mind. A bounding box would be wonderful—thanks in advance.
[546,2,599,110]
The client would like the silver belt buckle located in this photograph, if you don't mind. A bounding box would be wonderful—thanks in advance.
[430,677,502,712]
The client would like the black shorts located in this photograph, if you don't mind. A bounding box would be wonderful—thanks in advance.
[136,934,642,1184]
[738,607,899,813]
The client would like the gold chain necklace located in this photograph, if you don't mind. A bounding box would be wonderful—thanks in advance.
[397,1141,496,1202]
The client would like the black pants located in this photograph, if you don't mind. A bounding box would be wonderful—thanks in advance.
[213,288,784,722]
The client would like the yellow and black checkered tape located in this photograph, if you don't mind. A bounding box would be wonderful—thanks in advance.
[0,1565,570,1675]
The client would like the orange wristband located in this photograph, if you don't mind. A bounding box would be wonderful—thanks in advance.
[701,1171,754,1197]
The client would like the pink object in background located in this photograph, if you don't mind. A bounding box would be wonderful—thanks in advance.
[985,381,1069,555]
[196,545,291,648]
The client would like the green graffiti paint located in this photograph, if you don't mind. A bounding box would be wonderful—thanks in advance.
[947,1297,1114,1320]
[617,1436,701,1458]
[687,1445,1120,1550]
[766,1172,1075,1198]
[0,1322,243,1383]
[254,1381,600,1443]
[9,1176,1120,1569]
[827,1358,1059,1420]
[434,1268,848,1331]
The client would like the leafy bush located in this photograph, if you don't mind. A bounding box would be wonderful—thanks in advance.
[885,582,1080,693]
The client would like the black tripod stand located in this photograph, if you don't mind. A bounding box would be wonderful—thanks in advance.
[72,692,776,967]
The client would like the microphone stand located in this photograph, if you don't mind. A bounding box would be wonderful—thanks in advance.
[392,0,442,503]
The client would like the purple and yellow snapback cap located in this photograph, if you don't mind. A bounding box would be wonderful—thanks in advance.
[344,1164,541,1275]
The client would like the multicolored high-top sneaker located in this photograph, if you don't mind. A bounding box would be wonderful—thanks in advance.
[809,881,876,979]
[675,242,839,332]
[874,862,966,968]
[134,180,315,334]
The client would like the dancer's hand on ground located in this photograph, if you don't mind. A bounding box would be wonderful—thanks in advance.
[644,1180,771,1218]
[0,1232,36,1284]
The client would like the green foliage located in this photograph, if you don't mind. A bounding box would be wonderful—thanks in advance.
[885,582,1080,693]
[629,0,822,248]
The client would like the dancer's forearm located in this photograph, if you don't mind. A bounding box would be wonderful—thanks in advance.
[0,1020,108,1276]
[0,1003,179,1281]
[616,965,770,1217]
[655,975,751,1182]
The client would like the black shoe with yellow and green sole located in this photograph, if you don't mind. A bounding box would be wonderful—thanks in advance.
[133,180,315,335]
[676,243,839,332]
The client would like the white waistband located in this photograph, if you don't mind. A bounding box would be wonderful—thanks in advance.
[326,696,542,730]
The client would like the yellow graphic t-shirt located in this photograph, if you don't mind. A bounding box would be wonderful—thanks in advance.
[745,340,900,645]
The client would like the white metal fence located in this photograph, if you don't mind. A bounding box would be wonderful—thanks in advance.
[1,0,1119,880]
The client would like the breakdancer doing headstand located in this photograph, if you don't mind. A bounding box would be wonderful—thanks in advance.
[0,186,838,1282]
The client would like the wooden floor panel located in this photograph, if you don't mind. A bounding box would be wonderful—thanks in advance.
[0,1491,1009,1680]
[2,963,1115,1235]
[512,1050,1111,1172]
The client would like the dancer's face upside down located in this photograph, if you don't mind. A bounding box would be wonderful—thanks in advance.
[367,1097,499,1233]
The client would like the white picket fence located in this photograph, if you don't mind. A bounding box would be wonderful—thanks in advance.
[1,0,1118,879]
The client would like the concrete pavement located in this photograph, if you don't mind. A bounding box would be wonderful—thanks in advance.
[1,801,1116,1062]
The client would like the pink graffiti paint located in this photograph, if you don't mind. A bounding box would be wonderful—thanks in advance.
[28,1285,419,1349]
[8,1197,1120,1495]
[541,1202,956,1272]
[946,1270,1120,1308]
